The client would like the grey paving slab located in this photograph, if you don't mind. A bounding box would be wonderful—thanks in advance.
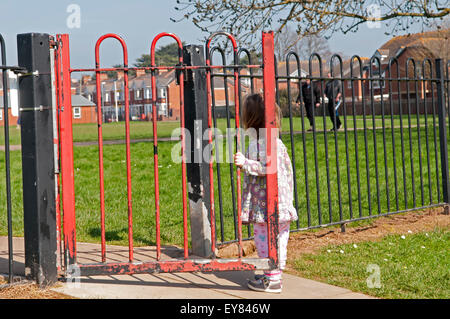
[0,236,373,299]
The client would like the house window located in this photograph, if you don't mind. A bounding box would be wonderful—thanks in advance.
[104,92,110,102]
[0,108,3,120]
[159,88,166,98]
[145,88,151,99]
[73,107,81,119]
[117,90,123,101]
[370,79,385,89]
[370,71,385,89]
[135,89,142,100]
[88,94,92,101]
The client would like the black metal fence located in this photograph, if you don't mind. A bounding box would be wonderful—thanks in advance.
[1,33,15,285]
[277,54,449,232]
[209,47,262,243]
[0,34,28,286]
[209,48,450,244]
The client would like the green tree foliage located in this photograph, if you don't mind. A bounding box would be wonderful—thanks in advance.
[135,42,185,69]
[106,42,185,78]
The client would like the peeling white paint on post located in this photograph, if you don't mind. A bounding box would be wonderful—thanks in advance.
[188,183,212,257]
[183,45,213,258]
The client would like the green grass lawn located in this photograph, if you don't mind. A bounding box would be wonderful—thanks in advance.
[0,120,445,248]
[1,115,446,145]
[290,228,450,299]
[287,125,443,229]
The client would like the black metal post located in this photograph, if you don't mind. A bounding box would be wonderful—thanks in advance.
[436,59,450,209]
[17,33,57,286]
[183,45,213,257]
[1,33,14,284]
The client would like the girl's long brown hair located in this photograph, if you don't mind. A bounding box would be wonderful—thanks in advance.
[241,93,281,130]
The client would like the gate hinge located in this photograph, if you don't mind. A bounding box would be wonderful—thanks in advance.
[20,105,52,112]
[18,70,40,77]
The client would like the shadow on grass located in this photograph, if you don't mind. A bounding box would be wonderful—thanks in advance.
[88,227,157,247]
[88,227,125,242]
[87,227,190,254]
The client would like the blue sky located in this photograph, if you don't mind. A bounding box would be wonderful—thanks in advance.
[0,0,425,69]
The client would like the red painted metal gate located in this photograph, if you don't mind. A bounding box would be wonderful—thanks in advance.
[53,31,279,277]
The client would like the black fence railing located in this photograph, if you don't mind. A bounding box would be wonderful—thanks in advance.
[0,34,27,286]
[447,60,450,137]
[209,46,264,243]
[278,55,449,234]
[1,33,15,285]
[210,49,450,244]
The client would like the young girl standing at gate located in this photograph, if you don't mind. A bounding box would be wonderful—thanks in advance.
[234,93,298,293]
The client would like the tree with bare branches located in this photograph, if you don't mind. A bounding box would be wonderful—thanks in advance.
[173,0,449,47]
[274,25,332,61]
[425,16,450,61]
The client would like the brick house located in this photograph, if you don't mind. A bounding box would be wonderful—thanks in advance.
[363,30,447,100]
[208,69,257,118]
[0,98,19,126]
[78,69,180,122]
[323,29,449,116]
[71,95,97,124]
[75,67,256,122]
[276,60,320,90]
[0,71,19,126]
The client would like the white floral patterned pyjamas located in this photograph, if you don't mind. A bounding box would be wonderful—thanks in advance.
[253,222,291,282]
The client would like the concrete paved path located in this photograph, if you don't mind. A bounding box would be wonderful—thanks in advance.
[0,236,372,299]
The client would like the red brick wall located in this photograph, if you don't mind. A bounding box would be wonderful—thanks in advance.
[72,106,97,124]
[167,82,180,121]
[0,108,19,126]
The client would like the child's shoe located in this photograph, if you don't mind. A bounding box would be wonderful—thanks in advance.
[250,274,265,283]
[247,276,282,293]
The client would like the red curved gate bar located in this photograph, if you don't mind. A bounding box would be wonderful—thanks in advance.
[205,32,242,257]
[95,34,134,263]
[55,31,276,277]
[150,33,188,260]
